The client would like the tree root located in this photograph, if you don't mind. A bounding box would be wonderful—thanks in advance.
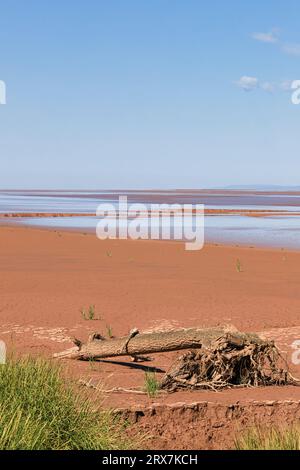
[160,334,299,392]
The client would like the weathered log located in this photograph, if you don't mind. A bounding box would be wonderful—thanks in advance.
[53,326,262,360]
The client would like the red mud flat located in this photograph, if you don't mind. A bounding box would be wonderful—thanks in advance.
[1,226,300,449]
[2,208,300,218]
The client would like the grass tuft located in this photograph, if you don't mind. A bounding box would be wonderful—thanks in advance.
[80,305,101,321]
[235,426,300,450]
[144,371,160,398]
[106,325,114,339]
[0,356,131,450]
[236,258,242,272]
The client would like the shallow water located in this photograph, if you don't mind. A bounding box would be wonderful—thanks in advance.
[1,190,300,249]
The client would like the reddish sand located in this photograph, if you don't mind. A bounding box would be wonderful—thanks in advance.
[0,225,300,448]
[1,225,300,332]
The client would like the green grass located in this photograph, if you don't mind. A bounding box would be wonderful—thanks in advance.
[144,372,160,398]
[235,426,300,450]
[106,325,114,339]
[236,258,242,272]
[80,304,101,321]
[0,357,132,450]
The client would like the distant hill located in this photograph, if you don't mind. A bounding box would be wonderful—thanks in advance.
[223,185,300,191]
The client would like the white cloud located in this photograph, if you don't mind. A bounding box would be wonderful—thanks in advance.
[235,77,274,93]
[279,80,294,91]
[281,43,300,57]
[252,31,278,44]
[235,76,258,91]
[251,28,300,58]
[235,77,296,95]
[260,81,275,93]
[237,28,300,95]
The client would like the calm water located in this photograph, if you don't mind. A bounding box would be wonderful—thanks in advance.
[1,190,300,249]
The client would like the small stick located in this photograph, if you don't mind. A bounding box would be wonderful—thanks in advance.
[78,379,149,395]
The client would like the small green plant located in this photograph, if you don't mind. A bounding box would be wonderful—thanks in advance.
[235,426,300,450]
[236,258,242,272]
[106,325,114,339]
[80,305,101,321]
[144,371,160,398]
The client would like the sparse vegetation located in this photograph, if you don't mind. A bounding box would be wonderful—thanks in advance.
[236,258,242,272]
[0,357,132,450]
[106,325,114,338]
[144,371,160,398]
[80,305,101,321]
[88,357,98,371]
[235,426,300,450]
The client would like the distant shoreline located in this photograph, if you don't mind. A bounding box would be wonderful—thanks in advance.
[2,190,300,250]
[1,208,300,218]
[2,219,300,253]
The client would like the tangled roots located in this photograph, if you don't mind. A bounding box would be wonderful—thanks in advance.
[160,335,296,392]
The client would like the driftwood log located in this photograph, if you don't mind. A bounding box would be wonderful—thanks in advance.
[54,326,262,361]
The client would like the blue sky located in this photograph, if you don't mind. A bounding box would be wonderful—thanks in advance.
[0,0,300,189]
